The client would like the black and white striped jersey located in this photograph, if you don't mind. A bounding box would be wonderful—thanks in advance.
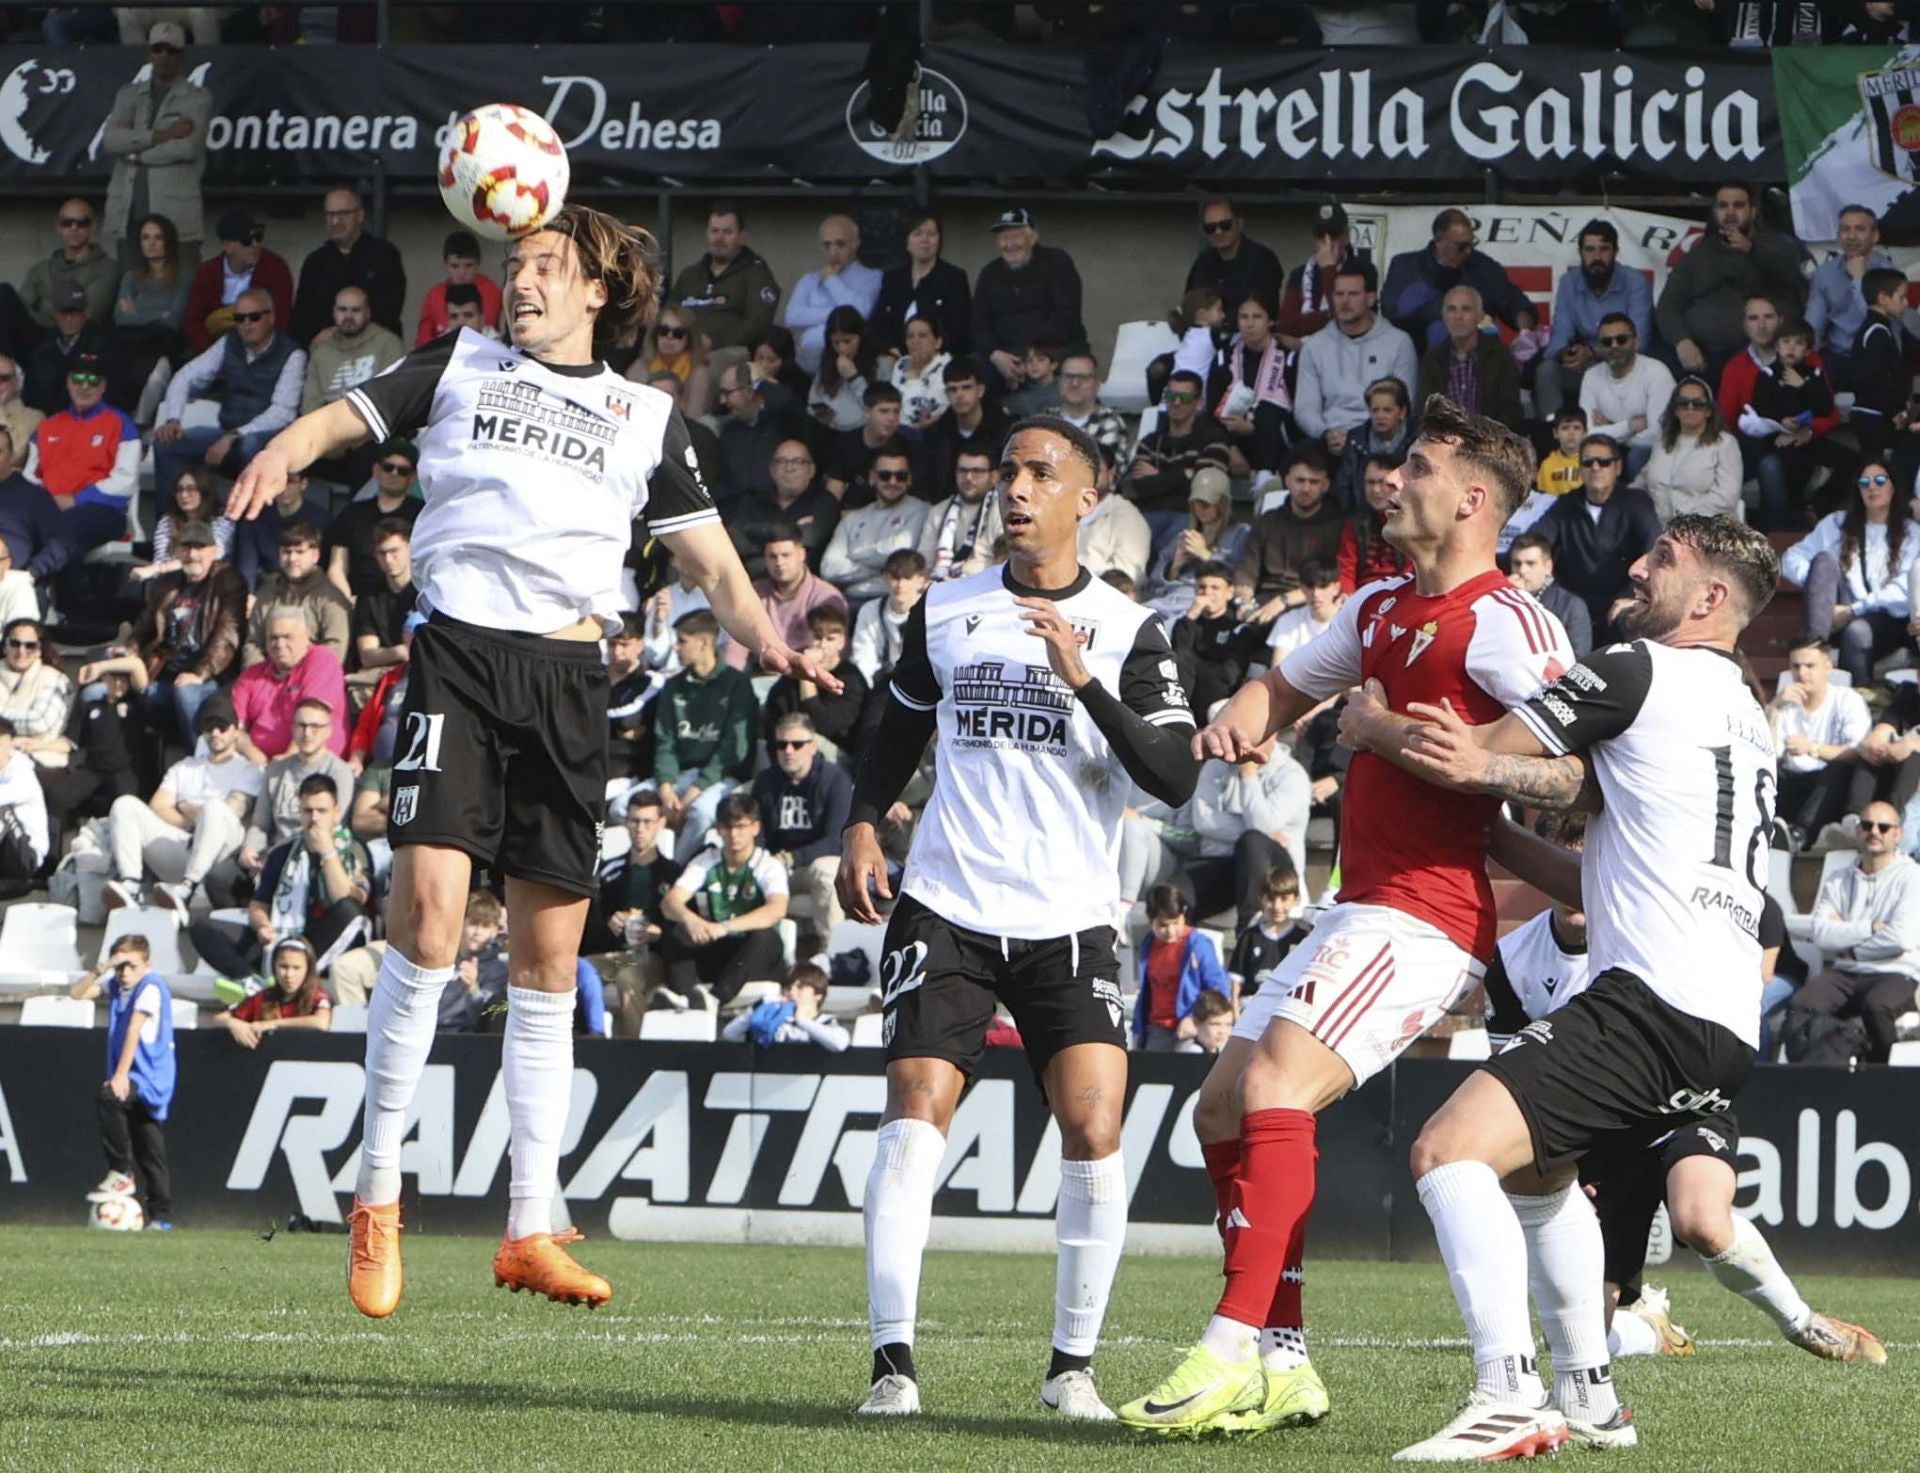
[1514,640,1775,1046]
[346,328,719,635]
[889,564,1194,938]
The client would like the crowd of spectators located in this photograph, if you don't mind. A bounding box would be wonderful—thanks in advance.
[3,20,1920,1068]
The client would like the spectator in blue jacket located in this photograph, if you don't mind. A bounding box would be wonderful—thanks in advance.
[1132,885,1233,1052]
[73,933,175,1230]
[1380,208,1536,350]
[1537,218,1657,420]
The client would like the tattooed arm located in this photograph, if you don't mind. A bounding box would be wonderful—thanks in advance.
[1339,680,1595,810]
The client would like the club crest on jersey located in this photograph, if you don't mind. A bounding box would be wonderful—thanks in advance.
[605,391,633,421]
[1406,620,1439,665]
[1069,618,1099,651]
[392,785,419,826]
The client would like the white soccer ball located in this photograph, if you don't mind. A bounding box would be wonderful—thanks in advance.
[89,1194,145,1232]
[438,103,570,241]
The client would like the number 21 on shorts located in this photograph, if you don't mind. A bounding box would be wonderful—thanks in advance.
[395,712,447,773]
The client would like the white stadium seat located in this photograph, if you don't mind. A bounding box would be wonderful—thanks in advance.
[1105,320,1180,412]
[330,1003,370,1034]
[0,902,81,977]
[98,907,187,974]
[640,1011,717,1042]
[850,1012,885,1048]
[19,996,95,1028]
[170,998,200,1030]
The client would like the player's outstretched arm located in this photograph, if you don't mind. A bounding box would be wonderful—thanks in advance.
[666,521,843,693]
[1193,666,1323,764]
[1396,697,1591,809]
[225,399,373,522]
[1487,813,1585,910]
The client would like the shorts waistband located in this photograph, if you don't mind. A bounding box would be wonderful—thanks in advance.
[425,611,606,664]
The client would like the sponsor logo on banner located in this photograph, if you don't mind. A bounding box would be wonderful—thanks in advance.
[530,75,722,153]
[1090,58,1765,171]
[845,67,968,165]
[0,59,72,165]
[1861,62,1920,184]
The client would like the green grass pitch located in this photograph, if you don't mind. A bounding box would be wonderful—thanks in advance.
[0,1228,1911,1473]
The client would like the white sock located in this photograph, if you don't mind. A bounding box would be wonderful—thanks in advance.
[1508,1187,1617,1423]
[1053,1153,1126,1358]
[1261,1325,1309,1372]
[1702,1217,1812,1337]
[865,1118,945,1352]
[355,946,453,1206]
[1417,1162,1542,1403]
[504,986,576,1241]
[1200,1314,1260,1363]
[1608,1310,1660,1358]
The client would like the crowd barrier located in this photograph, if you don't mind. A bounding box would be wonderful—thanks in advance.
[1,1032,1914,1268]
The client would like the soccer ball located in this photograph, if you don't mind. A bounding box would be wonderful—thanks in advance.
[438,103,570,241]
[89,1194,145,1232]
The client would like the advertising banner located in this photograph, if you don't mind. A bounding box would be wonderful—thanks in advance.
[0,44,1776,190]
[2,1032,1914,1270]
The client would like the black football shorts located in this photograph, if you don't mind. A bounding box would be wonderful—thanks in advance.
[1580,1113,1744,1303]
[387,613,608,896]
[879,892,1127,1083]
[1481,967,1754,1176]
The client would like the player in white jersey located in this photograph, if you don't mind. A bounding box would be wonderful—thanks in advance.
[228,205,834,1319]
[1491,811,1886,1381]
[1382,515,1787,1461]
[837,417,1199,1421]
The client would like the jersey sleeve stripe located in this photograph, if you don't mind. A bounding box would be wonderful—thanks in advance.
[891,685,938,712]
[1513,701,1571,756]
[344,387,389,442]
[648,507,723,535]
[1490,588,1548,655]
[1144,708,1198,728]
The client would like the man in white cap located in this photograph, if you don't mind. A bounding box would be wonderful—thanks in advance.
[103,22,211,267]
[970,207,1086,392]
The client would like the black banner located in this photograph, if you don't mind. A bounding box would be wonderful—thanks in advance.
[0,43,1775,190]
[1,1031,1913,1269]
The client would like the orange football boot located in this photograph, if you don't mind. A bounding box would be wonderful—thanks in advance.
[347,1197,404,1318]
[492,1228,612,1308]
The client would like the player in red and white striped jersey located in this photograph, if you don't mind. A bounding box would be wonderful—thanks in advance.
[1120,397,1578,1443]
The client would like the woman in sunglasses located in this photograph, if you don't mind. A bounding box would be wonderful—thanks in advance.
[631,305,711,418]
[1638,376,1741,523]
[0,616,72,770]
[1779,459,1918,686]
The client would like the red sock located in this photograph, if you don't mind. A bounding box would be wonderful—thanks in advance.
[1267,1211,1309,1330]
[1201,1138,1241,1244]
[1216,1108,1318,1328]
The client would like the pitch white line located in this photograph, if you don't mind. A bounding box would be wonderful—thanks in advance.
[2,1328,1909,1354]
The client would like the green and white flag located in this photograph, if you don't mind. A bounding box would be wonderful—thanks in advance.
[1780,44,1920,244]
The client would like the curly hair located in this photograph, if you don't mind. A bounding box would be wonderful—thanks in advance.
[1664,513,1780,621]
[539,203,660,353]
